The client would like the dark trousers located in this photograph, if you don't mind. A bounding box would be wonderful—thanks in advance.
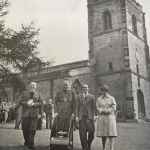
[22,117,38,147]
[1,111,8,123]
[79,118,95,150]
[15,119,21,129]
[37,118,42,130]
[46,114,52,129]
[15,114,22,129]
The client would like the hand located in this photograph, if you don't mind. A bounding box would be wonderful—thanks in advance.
[53,113,58,118]
[27,99,34,107]
[101,111,110,115]
[75,117,79,129]
[71,113,75,120]
[94,116,98,121]
[75,117,79,123]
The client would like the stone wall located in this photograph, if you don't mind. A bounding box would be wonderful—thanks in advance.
[126,0,144,39]
[93,31,124,74]
[131,73,150,120]
[88,0,121,36]
[128,32,148,78]
[37,80,51,102]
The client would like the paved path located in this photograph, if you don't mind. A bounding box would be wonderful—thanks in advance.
[0,122,150,150]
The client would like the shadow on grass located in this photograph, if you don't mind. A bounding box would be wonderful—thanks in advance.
[0,146,49,150]
[0,127,17,130]
[0,146,28,150]
[48,145,81,150]
[0,145,81,150]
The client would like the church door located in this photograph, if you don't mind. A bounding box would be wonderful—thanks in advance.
[137,89,146,119]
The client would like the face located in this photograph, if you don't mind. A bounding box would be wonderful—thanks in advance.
[100,89,105,95]
[48,99,52,104]
[27,82,37,92]
[99,88,107,96]
[63,81,71,91]
[82,85,88,94]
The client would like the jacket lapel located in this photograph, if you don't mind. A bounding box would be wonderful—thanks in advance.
[80,94,89,104]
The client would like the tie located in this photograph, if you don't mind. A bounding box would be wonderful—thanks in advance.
[83,94,87,104]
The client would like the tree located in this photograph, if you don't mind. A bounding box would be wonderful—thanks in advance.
[0,0,50,95]
[0,23,43,72]
[0,0,8,16]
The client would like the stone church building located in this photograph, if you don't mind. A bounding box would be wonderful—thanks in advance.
[4,0,150,121]
[87,0,150,121]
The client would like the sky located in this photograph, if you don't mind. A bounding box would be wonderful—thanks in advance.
[4,0,150,65]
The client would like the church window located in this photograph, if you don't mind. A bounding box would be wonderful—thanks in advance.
[124,47,129,56]
[136,64,140,87]
[132,15,138,35]
[120,0,126,8]
[136,64,139,74]
[103,10,112,30]
[108,62,113,71]
[124,59,129,68]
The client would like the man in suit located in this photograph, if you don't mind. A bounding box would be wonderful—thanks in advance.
[20,81,42,150]
[76,84,96,150]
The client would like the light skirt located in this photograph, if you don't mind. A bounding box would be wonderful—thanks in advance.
[96,114,117,137]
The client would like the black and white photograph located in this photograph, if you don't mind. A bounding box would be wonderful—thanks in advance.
[0,0,150,150]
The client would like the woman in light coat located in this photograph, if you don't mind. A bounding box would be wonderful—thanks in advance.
[96,85,117,150]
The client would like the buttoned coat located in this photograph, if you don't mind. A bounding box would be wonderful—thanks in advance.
[76,93,96,121]
[20,90,42,119]
[96,93,117,137]
[52,90,75,132]
[54,90,75,118]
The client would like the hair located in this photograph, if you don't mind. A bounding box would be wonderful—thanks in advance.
[100,84,109,92]
[82,84,88,89]
[30,82,37,88]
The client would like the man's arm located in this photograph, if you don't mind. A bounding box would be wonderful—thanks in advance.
[34,95,43,106]
[53,92,60,117]
[72,91,77,114]
[75,95,80,120]
[19,91,29,106]
[92,95,97,115]
[106,97,117,114]
[31,101,41,107]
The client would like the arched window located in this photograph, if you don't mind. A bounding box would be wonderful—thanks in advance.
[120,0,126,8]
[132,15,138,35]
[108,62,113,71]
[103,10,112,30]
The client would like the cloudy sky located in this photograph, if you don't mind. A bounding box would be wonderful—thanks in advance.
[4,0,150,65]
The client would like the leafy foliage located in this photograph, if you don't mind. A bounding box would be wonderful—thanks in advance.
[0,0,50,94]
[0,0,8,16]
[0,23,42,72]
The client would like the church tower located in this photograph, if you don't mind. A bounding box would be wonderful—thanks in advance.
[87,0,150,120]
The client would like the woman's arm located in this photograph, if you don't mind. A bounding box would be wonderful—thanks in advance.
[31,95,43,107]
[72,92,76,115]
[96,98,104,114]
[106,98,117,114]
[75,95,80,118]
[31,101,41,107]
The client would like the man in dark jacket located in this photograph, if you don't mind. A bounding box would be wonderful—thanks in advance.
[76,84,97,150]
[20,81,42,150]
